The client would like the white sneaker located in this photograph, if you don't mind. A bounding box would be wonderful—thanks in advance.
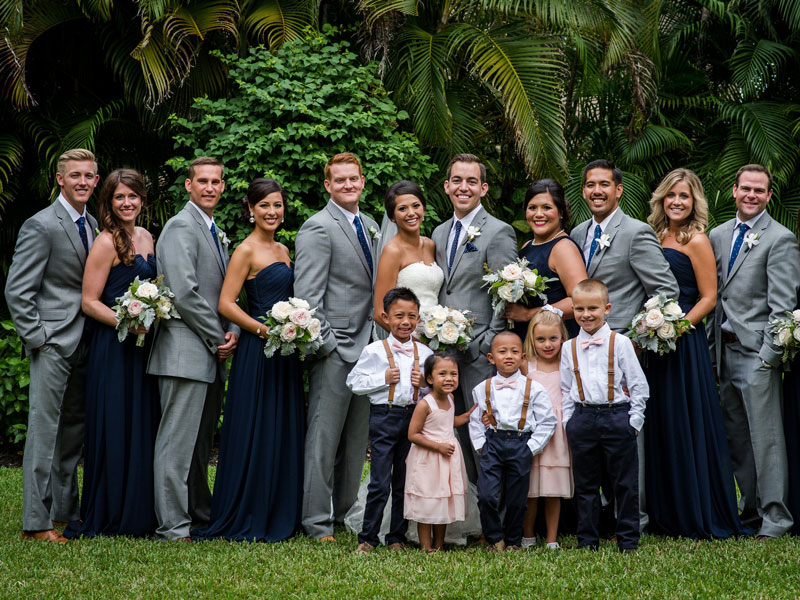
[546,542,560,550]
[521,536,536,549]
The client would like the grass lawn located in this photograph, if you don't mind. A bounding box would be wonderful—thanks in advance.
[0,467,798,598]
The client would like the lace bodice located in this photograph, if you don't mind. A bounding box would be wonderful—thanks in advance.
[396,261,444,309]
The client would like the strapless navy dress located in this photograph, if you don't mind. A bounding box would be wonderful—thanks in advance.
[65,254,159,538]
[782,291,800,536]
[194,262,304,542]
[644,248,748,539]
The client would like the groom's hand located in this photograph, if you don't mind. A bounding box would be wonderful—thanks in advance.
[217,332,238,361]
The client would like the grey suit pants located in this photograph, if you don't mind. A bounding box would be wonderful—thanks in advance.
[23,342,87,531]
[154,375,223,540]
[720,340,792,536]
[302,351,369,539]
[456,353,495,483]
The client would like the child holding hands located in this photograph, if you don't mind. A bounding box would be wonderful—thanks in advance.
[347,288,433,554]
[404,353,475,553]
[469,331,557,551]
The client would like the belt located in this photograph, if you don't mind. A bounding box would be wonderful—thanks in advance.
[486,429,532,439]
[371,403,415,412]
[575,401,631,412]
[721,331,738,344]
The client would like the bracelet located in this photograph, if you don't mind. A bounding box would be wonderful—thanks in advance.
[256,325,263,338]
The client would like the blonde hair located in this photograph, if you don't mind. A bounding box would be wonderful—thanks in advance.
[647,168,708,244]
[572,278,609,304]
[524,309,568,359]
[57,148,97,175]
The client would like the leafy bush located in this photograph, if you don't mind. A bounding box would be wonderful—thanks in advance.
[167,26,437,246]
[0,321,29,447]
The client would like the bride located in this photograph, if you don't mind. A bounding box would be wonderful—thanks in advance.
[346,180,481,545]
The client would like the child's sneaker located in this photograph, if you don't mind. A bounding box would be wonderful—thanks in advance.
[545,542,560,550]
[521,536,537,549]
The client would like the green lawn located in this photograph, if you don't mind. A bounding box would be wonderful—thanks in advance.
[0,467,798,599]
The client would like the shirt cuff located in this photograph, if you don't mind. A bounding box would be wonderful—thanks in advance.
[629,414,644,432]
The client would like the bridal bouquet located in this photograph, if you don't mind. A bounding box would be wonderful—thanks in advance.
[627,294,693,355]
[481,258,553,324]
[113,275,180,347]
[416,305,474,351]
[769,310,800,363]
[261,297,322,359]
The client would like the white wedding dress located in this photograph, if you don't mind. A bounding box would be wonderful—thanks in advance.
[345,261,482,545]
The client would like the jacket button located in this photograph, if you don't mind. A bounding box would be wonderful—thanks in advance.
[722,296,727,301]
[447,290,451,295]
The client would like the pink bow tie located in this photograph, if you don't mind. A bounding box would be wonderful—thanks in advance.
[391,342,414,357]
[580,337,604,350]
[494,379,517,391]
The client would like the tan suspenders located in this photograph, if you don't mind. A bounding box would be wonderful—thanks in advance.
[571,332,616,406]
[381,339,419,406]
[483,377,533,433]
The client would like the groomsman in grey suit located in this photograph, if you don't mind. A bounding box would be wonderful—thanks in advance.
[432,153,518,479]
[296,152,378,540]
[709,164,800,538]
[147,157,239,541]
[571,159,679,530]
[5,148,99,542]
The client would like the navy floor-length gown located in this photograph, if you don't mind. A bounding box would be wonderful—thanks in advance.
[66,254,159,538]
[782,292,800,536]
[644,248,748,539]
[194,262,304,542]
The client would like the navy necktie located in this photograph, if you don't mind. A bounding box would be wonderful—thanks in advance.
[727,223,750,275]
[353,216,374,275]
[448,220,463,273]
[585,224,603,268]
[210,222,224,263]
[76,216,89,256]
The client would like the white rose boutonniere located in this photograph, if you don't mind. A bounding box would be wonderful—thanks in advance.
[597,233,611,250]
[368,225,381,241]
[217,229,230,247]
[94,226,101,236]
[466,226,481,243]
[744,232,760,251]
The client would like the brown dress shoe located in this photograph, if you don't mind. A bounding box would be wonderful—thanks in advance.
[386,542,406,552]
[488,540,506,552]
[318,535,336,542]
[176,536,193,543]
[22,529,68,543]
[354,542,375,555]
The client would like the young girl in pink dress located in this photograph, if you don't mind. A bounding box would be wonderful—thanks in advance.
[522,306,573,550]
[405,353,476,552]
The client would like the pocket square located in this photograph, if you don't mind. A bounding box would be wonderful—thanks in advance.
[465,242,478,253]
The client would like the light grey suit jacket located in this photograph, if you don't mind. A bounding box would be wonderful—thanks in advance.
[571,210,679,332]
[432,206,518,361]
[147,205,238,383]
[293,201,378,364]
[5,201,98,357]
[708,213,800,367]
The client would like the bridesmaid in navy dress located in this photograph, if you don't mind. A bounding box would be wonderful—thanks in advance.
[644,168,747,539]
[505,179,587,339]
[782,214,800,536]
[66,169,158,538]
[193,178,303,542]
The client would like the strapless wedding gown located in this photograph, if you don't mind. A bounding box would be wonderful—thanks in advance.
[396,261,444,309]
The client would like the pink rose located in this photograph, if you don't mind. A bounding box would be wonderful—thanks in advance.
[280,323,298,342]
[636,320,648,335]
[128,300,144,316]
[289,308,311,328]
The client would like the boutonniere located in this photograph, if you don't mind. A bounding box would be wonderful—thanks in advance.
[597,233,611,250]
[466,226,481,243]
[368,225,381,241]
[465,241,478,253]
[94,226,101,236]
[744,232,760,251]
[217,229,230,246]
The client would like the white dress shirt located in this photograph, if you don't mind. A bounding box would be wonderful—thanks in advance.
[188,200,215,231]
[330,198,367,236]
[469,370,557,455]
[446,204,483,261]
[582,207,620,257]
[58,194,94,247]
[346,334,433,406]
[560,323,648,431]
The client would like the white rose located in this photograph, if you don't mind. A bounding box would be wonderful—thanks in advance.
[439,322,460,344]
[135,282,159,300]
[644,308,665,329]
[792,310,800,321]
[430,305,448,324]
[778,328,793,346]
[127,300,144,316]
[423,319,438,337]
[644,296,660,311]
[663,302,684,318]
[500,263,523,281]
[289,297,310,310]
[307,318,321,341]
[289,308,311,328]
[280,322,298,342]
[271,301,293,321]
[521,270,538,288]
[793,328,800,343]
[450,309,467,324]
[656,322,676,340]
[497,284,514,302]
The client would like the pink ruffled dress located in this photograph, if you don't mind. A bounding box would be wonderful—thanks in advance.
[528,364,574,498]
[404,394,467,524]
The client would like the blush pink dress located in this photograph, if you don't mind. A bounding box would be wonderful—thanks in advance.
[528,363,574,498]
[404,394,467,524]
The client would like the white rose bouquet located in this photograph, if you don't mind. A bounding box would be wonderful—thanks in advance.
[481,258,554,327]
[113,274,180,347]
[768,310,800,363]
[416,305,474,351]
[627,294,693,355]
[261,297,322,360]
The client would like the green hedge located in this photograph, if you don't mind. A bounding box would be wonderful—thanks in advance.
[0,321,29,447]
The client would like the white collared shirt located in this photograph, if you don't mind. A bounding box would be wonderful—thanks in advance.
[582,207,620,257]
[330,198,366,236]
[188,200,215,231]
[560,323,648,431]
[446,204,483,261]
[346,334,433,406]
[469,370,556,455]
[58,194,94,248]
[729,209,766,253]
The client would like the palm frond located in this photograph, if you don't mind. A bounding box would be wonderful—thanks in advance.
[729,39,793,98]
[241,0,315,50]
[356,0,419,27]
[164,1,239,47]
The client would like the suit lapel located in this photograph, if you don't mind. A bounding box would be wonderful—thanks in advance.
[587,210,623,277]
[448,208,486,284]
[727,214,770,284]
[185,206,225,276]
[325,201,371,277]
[54,201,88,266]
[434,217,452,272]
[721,219,737,288]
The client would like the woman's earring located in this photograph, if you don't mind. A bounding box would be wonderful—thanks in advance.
[249,213,255,224]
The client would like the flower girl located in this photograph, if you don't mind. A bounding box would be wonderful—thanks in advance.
[522,306,573,550]
[404,353,475,552]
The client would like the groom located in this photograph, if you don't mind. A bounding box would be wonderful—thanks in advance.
[295,152,378,540]
[5,148,99,542]
[432,153,517,479]
[147,156,239,541]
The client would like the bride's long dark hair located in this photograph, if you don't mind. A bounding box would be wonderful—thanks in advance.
[98,169,147,266]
